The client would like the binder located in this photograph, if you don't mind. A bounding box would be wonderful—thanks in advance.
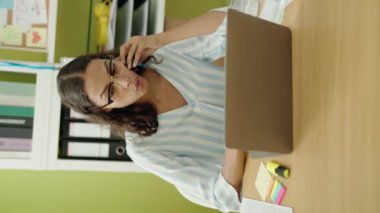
[69,109,88,120]
[67,141,109,158]
[0,115,33,128]
[69,122,111,138]
[0,81,36,97]
[61,140,130,161]
[0,151,31,159]
[0,105,34,117]
[131,0,149,36]
[0,126,33,138]
[115,0,134,47]
[0,137,32,151]
[147,0,165,34]
[58,105,131,162]
[0,95,35,107]
[0,70,36,159]
[105,0,118,50]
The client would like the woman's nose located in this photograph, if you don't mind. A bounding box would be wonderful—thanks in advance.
[111,60,134,88]
[113,75,131,89]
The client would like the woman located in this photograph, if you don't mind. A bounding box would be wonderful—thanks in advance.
[57,7,246,212]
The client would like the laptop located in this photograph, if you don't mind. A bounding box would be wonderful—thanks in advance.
[224,9,293,155]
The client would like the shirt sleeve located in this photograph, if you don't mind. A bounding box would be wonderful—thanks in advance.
[127,146,241,212]
[163,7,228,62]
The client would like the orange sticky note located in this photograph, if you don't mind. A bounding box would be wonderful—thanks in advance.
[26,27,47,48]
[255,162,274,201]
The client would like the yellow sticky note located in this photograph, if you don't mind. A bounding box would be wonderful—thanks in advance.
[1,25,23,46]
[26,27,47,48]
[255,162,274,201]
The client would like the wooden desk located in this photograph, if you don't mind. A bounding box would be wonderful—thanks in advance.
[241,0,380,212]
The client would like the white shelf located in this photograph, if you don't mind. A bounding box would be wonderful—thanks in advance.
[0,64,57,170]
[0,0,165,173]
[0,62,146,172]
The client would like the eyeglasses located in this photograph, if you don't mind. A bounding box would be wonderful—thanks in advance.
[98,55,116,109]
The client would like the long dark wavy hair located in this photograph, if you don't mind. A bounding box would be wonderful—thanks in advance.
[57,51,161,137]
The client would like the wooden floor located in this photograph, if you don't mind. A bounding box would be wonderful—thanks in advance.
[242,0,380,212]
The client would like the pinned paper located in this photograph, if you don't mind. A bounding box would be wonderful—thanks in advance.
[26,27,47,48]
[0,0,13,9]
[12,0,47,29]
[0,9,7,27]
[1,25,23,46]
[255,162,275,201]
[12,0,34,31]
[32,0,47,24]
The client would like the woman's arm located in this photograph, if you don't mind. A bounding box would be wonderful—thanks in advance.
[158,11,226,48]
[128,146,242,212]
[221,148,248,196]
[120,10,226,68]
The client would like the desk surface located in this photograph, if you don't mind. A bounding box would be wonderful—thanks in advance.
[241,0,380,212]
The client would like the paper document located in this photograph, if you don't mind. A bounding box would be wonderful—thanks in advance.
[32,0,48,24]
[13,0,33,31]
[259,0,293,24]
[231,0,293,24]
[241,198,293,213]
[230,0,259,16]
[255,162,274,201]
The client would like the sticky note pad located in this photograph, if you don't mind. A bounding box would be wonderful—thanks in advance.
[276,185,287,204]
[270,180,286,205]
[255,162,274,201]
[26,27,47,48]
[1,25,23,46]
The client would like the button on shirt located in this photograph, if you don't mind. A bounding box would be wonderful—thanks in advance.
[125,8,240,212]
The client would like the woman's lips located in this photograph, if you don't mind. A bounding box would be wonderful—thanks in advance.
[135,77,141,91]
[135,77,139,91]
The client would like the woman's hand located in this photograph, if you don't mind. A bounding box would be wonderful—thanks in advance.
[119,34,165,69]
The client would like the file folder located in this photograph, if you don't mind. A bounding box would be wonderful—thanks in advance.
[58,105,132,162]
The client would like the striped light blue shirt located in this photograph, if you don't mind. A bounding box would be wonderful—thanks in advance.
[125,8,240,212]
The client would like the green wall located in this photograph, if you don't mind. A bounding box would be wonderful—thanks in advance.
[0,1,229,213]
[166,0,229,19]
[0,49,46,62]
[0,170,218,213]
[54,0,93,62]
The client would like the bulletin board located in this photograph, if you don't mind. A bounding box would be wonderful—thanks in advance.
[0,0,50,51]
